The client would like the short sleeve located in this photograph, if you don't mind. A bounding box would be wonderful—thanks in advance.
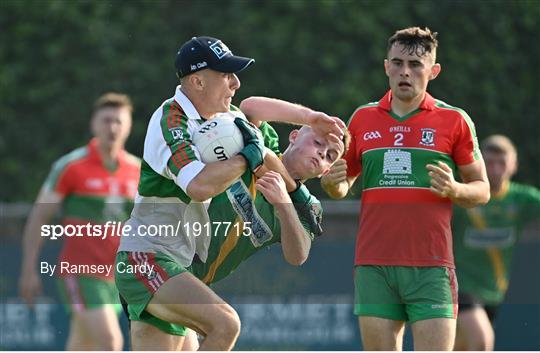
[42,161,72,196]
[344,111,362,177]
[258,122,281,156]
[159,101,200,177]
[452,110,481,166]
[41,147,88,196]
[517,184,540,225]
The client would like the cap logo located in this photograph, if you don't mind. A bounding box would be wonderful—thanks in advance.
[209,40,231,59]
[190,61,208,71]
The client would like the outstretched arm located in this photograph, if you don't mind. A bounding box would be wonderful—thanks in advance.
[240,96,345,142]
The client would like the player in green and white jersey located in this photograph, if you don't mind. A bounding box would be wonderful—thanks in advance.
[453,135,540,350]
[190,96,348,285]
[115,35,346,351]
[192,126,348,285]
[117,96,348,350]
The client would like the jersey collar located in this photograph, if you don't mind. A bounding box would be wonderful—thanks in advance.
[378,90,436,111]
[174,85,202,120]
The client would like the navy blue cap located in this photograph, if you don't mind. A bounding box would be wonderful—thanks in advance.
[175,36,255,77]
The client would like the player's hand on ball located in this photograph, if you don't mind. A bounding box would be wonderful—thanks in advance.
[234,117,261,140]
[427,161,458,198]
[256,171,291,205]
[321,159,348,187]
[234,118,266,173]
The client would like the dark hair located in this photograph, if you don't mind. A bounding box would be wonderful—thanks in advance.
[387,27,438,58]
[93,92,133,114]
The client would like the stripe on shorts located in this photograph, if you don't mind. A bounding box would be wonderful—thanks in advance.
[128,252,158,293]
[446,267,458,319]
[128,252,170,294]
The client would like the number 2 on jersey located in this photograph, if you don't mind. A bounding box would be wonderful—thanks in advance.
[394,133,404,146]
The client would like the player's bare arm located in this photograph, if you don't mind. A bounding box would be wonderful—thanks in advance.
[427,159,490,208]
[19,189,63,305]
[321,159,356,199]
[256,171,311,265]
[240,96,345,141]
[186,155,249,201]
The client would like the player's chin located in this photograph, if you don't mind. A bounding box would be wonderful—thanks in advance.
[393,91,412,102]
[99,139,114,149]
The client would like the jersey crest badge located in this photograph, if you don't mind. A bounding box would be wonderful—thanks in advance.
[420,128,436,146]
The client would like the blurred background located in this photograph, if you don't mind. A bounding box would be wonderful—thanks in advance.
[1,0,539,350]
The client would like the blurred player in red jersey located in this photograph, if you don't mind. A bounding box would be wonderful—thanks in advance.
[19,93,140,350]
[322,27,490,350]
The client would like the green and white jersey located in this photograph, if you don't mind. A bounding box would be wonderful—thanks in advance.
[190,174,321,285]
[453,182,540,305]
[119,86,280,268]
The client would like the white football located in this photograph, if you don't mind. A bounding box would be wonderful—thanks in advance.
[192,112,245,163]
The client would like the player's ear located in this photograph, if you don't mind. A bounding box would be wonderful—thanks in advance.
[189,72,205,91]
[509,155,518,177]
[289,129,299,144]
[429,63,441,80]
[384,59,390,77]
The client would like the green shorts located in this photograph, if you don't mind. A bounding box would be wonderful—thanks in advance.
[115,251,188,336]
[57,275,121,314]
[354,265,458,323]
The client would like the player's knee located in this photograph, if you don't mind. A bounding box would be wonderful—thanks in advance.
[94,330,123,351]
[219,305,241,338]
[208,305,241,344]
[467,331,494,351]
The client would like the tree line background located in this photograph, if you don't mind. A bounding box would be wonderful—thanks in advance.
[1,0,539,202]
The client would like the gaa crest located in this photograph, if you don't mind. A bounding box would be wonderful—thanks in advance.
[420,128,436,146]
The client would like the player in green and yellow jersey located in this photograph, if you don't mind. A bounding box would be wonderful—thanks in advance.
[453,135,540,350]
